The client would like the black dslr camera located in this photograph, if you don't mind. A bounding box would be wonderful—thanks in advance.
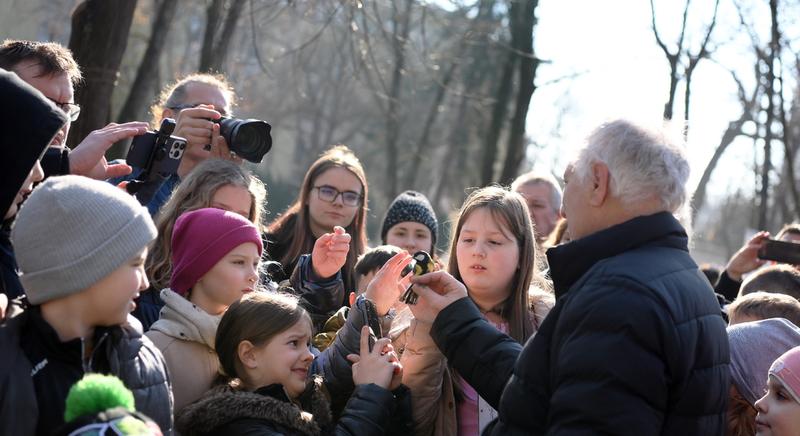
[125,118,187,205]
[213,117,272,163]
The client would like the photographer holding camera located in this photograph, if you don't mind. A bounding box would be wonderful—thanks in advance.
[114,73,271,214]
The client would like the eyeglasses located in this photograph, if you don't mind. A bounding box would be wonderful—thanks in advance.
[49,98,80,121]
[168,103,229,117]
[314,185,362,207]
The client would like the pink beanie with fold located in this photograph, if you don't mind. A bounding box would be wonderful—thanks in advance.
[770,346,800,404]
[170,208,263,296]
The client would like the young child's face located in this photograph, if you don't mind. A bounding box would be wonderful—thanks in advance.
[456,208,520,304]
[386,221,432,254]
[251,319,314,399]
[194,242,260,314]
[755,375,800,436]
[83,248,149,326]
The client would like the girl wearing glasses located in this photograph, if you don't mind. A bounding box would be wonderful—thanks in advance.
[266,145,368,301]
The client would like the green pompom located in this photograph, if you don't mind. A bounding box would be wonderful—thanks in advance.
[64,374,135,423]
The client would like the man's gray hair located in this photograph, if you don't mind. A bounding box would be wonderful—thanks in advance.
[574,119,690,214]
[511,171,562,214]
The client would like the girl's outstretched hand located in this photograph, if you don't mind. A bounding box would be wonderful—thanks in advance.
[311,226,351,279]
[346,326,402,390]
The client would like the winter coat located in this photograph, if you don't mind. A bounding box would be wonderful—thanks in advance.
[146,288,221,414]
[177,376,411,436]
[0,298,173,435]
[431,212,731,435]
[400,291,554,436]
[0,69,67,299]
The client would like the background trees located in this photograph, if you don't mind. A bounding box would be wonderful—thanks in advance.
[2,0,799,261]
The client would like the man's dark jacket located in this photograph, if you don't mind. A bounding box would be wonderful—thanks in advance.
[0,68,67,298]
[431,212,730,435]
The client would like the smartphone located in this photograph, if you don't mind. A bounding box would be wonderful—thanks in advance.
[758,239,800,265]
[361,298,382,352]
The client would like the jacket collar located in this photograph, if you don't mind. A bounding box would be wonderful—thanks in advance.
[149,288,221,349]
[546,211,688,298]
[176,376,331,436]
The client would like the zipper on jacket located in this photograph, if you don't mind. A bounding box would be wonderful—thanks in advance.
[81,331,109,373]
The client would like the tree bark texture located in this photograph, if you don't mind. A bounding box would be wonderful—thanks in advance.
[66,0,138,148]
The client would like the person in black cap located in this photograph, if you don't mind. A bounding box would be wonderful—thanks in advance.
[381,190,438,256]
[0,67,67,298]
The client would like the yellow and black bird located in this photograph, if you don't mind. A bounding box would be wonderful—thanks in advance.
[400,251,435,305]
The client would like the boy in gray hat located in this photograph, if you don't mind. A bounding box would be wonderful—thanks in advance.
[0,175,173,435]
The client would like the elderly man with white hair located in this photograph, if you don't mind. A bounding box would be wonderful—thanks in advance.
[408,119,730,435]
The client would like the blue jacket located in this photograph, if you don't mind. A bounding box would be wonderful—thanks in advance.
[431,212,730,435]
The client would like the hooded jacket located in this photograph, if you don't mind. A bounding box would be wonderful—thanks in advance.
[0,68,67,298]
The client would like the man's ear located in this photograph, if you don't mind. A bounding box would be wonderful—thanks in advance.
[589,162,610,207]
[237,340,258,369]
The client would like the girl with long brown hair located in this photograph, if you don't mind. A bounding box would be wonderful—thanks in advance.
[266,145,368,298]
[400,186,554,436]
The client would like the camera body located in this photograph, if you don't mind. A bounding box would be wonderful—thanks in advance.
[213,116,272,163]
[125,118,187,205]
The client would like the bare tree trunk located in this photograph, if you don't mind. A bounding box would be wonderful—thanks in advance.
[199,0,246,73]
[404,51,462,189]
[66,0,138,148]
[110,0,178,158]
[117,0,177,125]
[499,0,539,185]
[384,0,414,200]
[650,0,690,121]
[480,50,515,185]
[758,0,779,230]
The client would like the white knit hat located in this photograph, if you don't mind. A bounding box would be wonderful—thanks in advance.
[11,175,156,305]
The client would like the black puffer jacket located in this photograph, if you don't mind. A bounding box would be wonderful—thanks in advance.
[432,212,730,435]
[0,299,174,435]
[176,376,411,436]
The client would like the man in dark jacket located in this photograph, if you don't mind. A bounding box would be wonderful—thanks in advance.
[0,175,173,434]
[411,119,730,435]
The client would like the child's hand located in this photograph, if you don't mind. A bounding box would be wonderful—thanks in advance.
[311,226,351,279]
[346,326,402,389]
[365,251,414,316]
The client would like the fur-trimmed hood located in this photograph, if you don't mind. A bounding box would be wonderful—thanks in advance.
[176,375,332,436]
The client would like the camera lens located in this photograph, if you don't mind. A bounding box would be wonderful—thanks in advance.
[218,117,272,163]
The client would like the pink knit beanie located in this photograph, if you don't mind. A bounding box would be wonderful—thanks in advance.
[170,208,263,296]
[770,346,800,404]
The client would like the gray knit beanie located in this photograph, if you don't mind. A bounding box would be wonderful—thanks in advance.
[728,318,800,405]
[11,175,157,305]
[381,190,438,247]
